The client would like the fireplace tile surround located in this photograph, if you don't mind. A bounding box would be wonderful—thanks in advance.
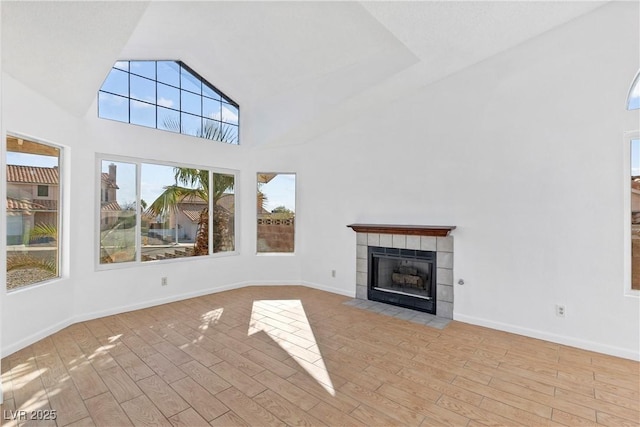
[349,224,455,319]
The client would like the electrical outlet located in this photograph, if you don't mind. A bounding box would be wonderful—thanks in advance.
[555,304,565,317]
[161,277,168,286]
[331,270,336,278]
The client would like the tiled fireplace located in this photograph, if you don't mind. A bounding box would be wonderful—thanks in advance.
[348,224,455,319]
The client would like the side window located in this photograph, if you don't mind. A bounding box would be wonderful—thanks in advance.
[631,137,640,291]
[627,71,639,292]
[6,135,61,290]
[257,173,296,253]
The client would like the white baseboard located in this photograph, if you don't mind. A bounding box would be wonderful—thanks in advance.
[301,281,355,297]
[454,313,640,361]
[3,317,74,358]
[73,281,250,324]
[2,281,324,357]
[11,283,634,362]
[243,280,303,287]
[72,281,349,326]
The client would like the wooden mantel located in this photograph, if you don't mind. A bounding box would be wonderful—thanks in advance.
[347,224,456,237]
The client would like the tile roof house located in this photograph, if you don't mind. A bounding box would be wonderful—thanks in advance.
[99,164,122,228]
[7,163,122,241]
[6,164,58,185]
[6,165,59,245]
[150,193,235,244]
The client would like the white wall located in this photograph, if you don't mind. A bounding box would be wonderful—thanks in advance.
[1,75,78,355]
[0,74,303,355]
[2,1,638,361]
[297,1,640,359]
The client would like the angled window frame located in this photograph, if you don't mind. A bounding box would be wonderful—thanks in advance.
[98,60,240,144]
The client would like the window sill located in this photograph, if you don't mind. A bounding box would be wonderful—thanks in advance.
[96,250,240,272]
[256,252,296,257]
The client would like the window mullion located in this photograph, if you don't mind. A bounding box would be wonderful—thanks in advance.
[209,170,214,256]
[98,60,240,143]
[136,161,142,263]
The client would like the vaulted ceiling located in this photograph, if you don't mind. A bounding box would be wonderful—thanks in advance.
[1,1,608,147]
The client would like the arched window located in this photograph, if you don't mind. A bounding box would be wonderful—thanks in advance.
[628,70,640,110]
[98,61,239,144]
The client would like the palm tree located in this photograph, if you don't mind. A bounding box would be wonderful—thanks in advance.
[8,222,58,282]
[147,168,220,255]
[147,120,262,256]
[148,168,210,218]
[163,117,238,144]
[148,118,239,256]
[27,223,58,243]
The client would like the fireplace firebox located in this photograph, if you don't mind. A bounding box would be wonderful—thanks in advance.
[368,246,436,314]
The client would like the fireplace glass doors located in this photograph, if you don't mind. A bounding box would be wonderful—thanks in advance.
[368,246,436,313]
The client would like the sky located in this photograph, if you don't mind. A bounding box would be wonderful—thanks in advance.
[15,58,636,215]
[6,149,295,215]
[7,152,58,168]
[260,174,296,212]
[101,161,296,213]
[99,61,239,143]
[102,161,205,207]
[7,59,292,215]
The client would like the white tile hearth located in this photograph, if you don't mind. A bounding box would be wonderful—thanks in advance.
[343,298,451,329]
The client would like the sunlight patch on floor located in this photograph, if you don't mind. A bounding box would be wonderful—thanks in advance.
[6,365,46,391]
[199,308,224,331]
[249,299,335,396]
[107,334,122,343]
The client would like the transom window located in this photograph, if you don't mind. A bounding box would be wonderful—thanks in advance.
[98,61,239,144]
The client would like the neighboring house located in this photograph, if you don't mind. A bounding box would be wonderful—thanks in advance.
[7,162,123,242]
[172,198,208,242]
[100,163,121,229]
[151,193,235,244]
[6,165,59,245]
[216,192,235,214]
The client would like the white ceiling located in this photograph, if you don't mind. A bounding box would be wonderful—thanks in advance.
[1,1,150,117]
[1,1,609,145]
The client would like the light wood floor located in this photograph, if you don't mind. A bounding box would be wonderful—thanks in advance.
[1,285,638,427]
